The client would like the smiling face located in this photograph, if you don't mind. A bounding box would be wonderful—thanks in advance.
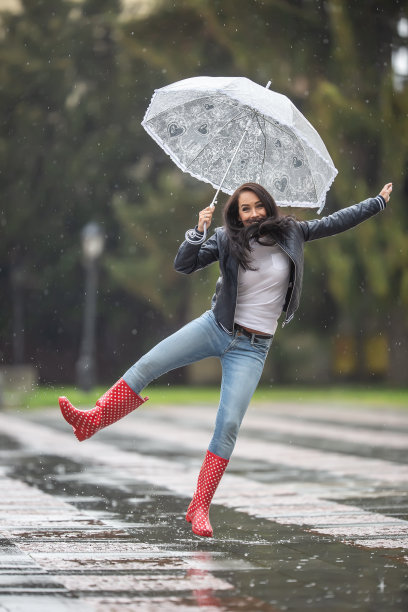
[238,190,268,227]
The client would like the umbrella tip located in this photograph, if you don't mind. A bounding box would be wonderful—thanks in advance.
[266,81,271,89]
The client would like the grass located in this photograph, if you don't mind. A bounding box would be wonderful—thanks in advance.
[5,384,408,410]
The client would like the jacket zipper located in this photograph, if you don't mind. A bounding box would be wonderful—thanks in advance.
[274,241,297,327]
[220,261,239,336]
[220,322,233,335]
[220,289,237,336]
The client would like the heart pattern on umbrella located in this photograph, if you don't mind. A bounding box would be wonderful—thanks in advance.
[274,176,288,192]
[168,123,185,137]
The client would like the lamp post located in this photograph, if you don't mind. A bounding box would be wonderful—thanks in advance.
[11,263,25,364]
[76,222,105,391]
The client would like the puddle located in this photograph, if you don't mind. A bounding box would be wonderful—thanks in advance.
[1,444,407,611]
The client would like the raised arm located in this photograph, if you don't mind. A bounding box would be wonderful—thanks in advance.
[174,205,219,274]
[299,183,392,242]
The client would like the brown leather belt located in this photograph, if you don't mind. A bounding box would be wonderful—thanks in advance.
[234,323,273,340]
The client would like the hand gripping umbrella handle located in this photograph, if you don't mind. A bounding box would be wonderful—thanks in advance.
[184,111,255,245]
[185,201,216,245]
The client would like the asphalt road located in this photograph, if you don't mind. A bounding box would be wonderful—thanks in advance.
[0,399,407,611]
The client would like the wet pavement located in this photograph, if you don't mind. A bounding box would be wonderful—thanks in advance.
[0,400,407,611]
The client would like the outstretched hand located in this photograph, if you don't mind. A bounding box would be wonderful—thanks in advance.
[379,183,392,203]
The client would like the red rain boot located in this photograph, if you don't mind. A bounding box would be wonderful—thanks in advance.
[59,378,148,441]
[186,450,229,537]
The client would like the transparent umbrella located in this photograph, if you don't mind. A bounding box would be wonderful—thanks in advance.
[142,76,337,241]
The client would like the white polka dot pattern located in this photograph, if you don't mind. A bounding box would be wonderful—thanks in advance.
[185,450,229,538]
[58,379,148,441]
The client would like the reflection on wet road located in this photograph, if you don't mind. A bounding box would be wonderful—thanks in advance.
[0,402,407,611]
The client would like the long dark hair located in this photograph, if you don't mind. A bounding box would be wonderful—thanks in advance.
[223,182,293,270]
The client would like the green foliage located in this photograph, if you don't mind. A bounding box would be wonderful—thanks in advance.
[1,0,408,384]
[106,170,216,327]
[14,383,408,410]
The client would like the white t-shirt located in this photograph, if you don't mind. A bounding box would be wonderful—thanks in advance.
[234,241,290,335]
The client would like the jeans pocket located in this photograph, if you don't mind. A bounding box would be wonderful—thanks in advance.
[252,336,273,353]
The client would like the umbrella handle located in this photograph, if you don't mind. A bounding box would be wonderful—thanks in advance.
[185,225,207,244]
[184,203,215,245]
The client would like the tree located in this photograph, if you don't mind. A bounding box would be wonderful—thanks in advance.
[115,0,408,383]
[305,0,408,383]
[1,0,407,384]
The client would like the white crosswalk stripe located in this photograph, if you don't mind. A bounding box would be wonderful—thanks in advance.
[166,405,408,449]
[109,413,408,484]
[0,408,407,556]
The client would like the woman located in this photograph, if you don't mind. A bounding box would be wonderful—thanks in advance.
[59,181,392,538]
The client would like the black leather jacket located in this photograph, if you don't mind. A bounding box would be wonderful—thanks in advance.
[174,195,387,334]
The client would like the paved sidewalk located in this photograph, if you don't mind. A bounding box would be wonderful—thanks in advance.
[0,401,407,611]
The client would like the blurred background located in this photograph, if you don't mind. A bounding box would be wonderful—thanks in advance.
[0,0,407,396]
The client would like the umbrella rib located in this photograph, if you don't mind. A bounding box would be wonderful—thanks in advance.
[262,115,299,140]
[185,108,252,170]
[255,114,267,184]
[262,116,318,199]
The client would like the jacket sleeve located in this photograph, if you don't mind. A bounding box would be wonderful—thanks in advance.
[299,195,387,242]
[174,228,220,274]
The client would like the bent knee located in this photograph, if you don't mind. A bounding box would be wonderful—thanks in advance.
[124,357,158,389]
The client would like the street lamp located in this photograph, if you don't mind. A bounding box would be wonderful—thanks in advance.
[76,222,105,391]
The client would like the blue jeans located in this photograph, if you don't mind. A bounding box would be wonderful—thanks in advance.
[123,310,272,460]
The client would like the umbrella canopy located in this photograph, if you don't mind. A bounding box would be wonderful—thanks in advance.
[142,76,337,213]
